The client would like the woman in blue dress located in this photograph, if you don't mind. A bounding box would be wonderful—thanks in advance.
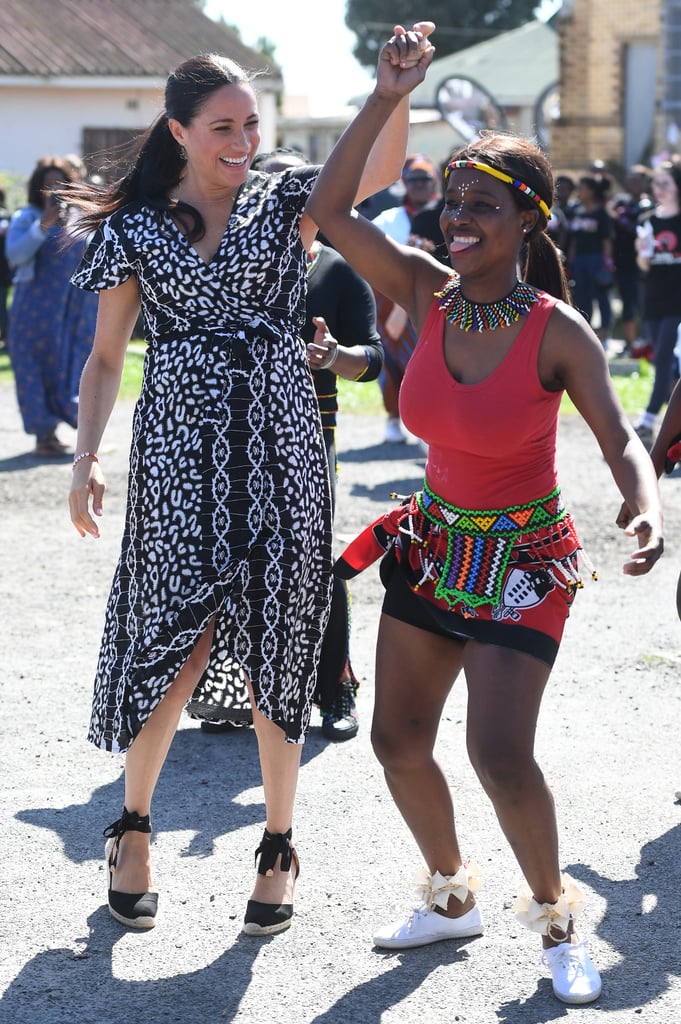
[7,157,98,456]
[66,28,429,937]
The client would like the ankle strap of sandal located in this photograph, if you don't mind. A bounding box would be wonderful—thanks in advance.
[103,806,152,840]
[254,828,294,876]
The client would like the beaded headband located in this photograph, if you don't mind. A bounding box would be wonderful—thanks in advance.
[445,159,551,220]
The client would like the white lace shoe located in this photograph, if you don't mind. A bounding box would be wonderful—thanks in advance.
[373,903,484,949]
[542,939,602,1004]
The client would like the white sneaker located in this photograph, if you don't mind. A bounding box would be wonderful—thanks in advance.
[384,417,406,444]
[542,939,602,1004]
[373,903,484,949]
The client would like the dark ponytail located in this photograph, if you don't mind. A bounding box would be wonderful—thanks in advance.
[523,230,571,304]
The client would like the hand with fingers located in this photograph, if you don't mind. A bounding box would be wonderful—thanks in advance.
[69,459,105,539]
[306,315,339,370]
[377,21,436,94]
[620,509,664,576]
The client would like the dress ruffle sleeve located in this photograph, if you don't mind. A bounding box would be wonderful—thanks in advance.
[71,215,135,291]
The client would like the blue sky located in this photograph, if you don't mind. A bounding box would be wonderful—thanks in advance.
[203,3,561,114]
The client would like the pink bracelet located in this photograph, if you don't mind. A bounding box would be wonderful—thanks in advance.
[72,451,99,470]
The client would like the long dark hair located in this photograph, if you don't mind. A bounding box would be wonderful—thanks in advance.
[65,53,251,240]
[449,132,571,303]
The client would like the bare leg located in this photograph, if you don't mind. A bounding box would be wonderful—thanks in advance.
[463,642,565,946]
[371,613,475,917]
[247,689,302,906]
[111,621,215,894]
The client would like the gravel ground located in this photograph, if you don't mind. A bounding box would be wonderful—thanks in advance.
[1,379,681,1023]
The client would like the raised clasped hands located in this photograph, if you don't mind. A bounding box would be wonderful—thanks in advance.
[377,21,436,94]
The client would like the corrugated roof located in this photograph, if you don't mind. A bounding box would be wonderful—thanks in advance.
[0,0,278,79]
[412,19,558,108]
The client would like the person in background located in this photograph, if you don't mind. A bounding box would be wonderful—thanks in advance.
[65,27,423,938]
[356,180,405,221]
[623,375,681,618]
[554,174,576,218]
[633,160,681,447]
[408,156,449,264]
[372,153,440,443]
[64,153,87,181]
[201,146,386,742]
[5,157,98,457]
[610,164,652,356]
[547,174,576,275]
[567,173,614,346]
[307,43,663,1005]
[0,188,11,348]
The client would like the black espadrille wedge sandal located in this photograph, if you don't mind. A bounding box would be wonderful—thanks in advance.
[242,827,300,936]
[103,807,158,929]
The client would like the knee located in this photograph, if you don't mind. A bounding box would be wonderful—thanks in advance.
[371,717,435,774]
[468,741,541,802]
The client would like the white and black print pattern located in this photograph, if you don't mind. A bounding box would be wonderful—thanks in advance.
[72,167,333,751]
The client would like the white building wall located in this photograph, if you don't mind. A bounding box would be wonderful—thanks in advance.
[0,78,278,178]
[0,81,164,176]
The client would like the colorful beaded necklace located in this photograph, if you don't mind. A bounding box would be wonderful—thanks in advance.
[435,274,538,332]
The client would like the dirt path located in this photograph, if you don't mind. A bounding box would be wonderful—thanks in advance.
[2,381,681,1022]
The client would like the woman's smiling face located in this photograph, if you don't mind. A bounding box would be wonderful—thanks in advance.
[169,81,261,194]
[439,169,536,272]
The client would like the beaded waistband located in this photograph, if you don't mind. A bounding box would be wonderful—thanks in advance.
[417,482,567,538]
[409,483,570,608]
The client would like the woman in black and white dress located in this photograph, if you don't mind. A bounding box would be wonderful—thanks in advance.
[67,30,429,936]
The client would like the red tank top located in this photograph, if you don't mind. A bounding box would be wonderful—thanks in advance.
[400,290,562,509]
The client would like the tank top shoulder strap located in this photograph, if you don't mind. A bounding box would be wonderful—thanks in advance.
[527,290,558,334]
[420,276,452,343]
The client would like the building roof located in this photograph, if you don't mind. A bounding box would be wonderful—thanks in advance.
[0,0,278,80]
[412,19,558,109]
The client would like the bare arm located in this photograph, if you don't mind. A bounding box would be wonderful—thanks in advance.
[299,94,412,252]
[304,23,445,323]
[68,276,141,538]
[648,378,681,477]
[299,22,428,254]
[543,304,663,575]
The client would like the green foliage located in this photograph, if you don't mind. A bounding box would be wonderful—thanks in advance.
[119,341,146,400]
[110,343,656,418]
[0,347,654,420]
[345,0,539,68]
[255,37,278,63]
[0,171,27,213]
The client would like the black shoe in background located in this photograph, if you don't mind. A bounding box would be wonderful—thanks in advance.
[321,680,359,742]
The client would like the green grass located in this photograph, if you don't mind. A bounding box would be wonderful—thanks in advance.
[111,340,660,415]
[0,342,655,416]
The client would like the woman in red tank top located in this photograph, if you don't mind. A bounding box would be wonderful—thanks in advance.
[307,27,662,1008]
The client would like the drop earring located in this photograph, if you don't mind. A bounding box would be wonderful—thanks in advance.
[178,144,187,162]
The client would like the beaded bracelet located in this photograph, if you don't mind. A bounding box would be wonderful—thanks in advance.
[72,451,99,470]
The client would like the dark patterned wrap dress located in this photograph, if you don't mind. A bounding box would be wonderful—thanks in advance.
[72,166,333,752]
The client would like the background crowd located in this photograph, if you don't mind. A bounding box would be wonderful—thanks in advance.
[3,147,680,457]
